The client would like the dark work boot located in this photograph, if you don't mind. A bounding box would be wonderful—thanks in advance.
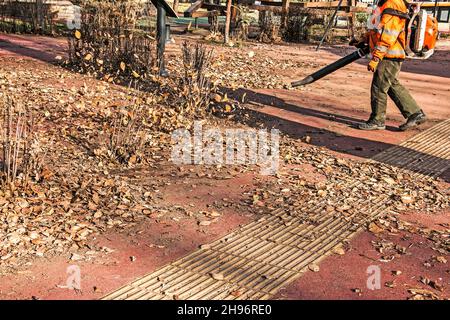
[358,119,386,130]
[399,110,427,131]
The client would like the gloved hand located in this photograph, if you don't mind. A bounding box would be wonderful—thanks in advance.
[368,57,380,72]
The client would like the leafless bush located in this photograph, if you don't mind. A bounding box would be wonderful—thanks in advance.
[180,42,215,117]
[106,104,148,166]
[0,94,42,189]
[67,0,156,85]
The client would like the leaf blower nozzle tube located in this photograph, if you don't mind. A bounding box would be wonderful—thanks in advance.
[291,46,370,87]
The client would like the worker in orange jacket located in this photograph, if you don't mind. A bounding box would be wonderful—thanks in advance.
[352,0,427,131]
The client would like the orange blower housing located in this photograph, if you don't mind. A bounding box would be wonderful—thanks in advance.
[423,15,438,51]
[405,4,439,59]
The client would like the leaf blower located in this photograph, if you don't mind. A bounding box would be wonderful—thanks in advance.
[291,2,439,88]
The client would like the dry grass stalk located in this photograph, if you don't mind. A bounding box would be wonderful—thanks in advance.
[108,103,148,166]
[0,94,41,189]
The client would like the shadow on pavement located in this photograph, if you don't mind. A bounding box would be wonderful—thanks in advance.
[225,89,449,182]
[0,36,63,62]
[228,87,400,132]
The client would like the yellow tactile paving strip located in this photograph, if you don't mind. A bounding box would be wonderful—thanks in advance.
[103,119,450,300]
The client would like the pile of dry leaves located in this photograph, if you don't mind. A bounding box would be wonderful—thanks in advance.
[168,42,320,90]
[0,56,215,271]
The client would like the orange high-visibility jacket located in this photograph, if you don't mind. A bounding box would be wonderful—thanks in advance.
[367,0,409,60]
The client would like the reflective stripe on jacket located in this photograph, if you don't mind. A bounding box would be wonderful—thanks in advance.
[367,0,408,60]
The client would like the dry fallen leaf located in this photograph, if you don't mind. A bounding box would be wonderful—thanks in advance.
[93,211,103,218]
[303,135,311,144]
[382,177,396,185]
[308,263,320,272]
[368,222,384,234]
[230,290,243,297]
[70,253,83,261]
[210,272,224,281]
[332,246,346,255]
[208,211,221,217]
[407,288,440,300]
[401,195,415,204]
[436,256,447,264]
[385,281,396,288]
[211,93,222,103]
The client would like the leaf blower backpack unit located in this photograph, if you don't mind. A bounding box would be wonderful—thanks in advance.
[291,1,439,87]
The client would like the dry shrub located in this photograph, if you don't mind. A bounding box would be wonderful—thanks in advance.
[353,12,370,41]
[209,14,220,34]
[258,11,281,43]
[0,0,57,34]
[282,8,326,42]
[233,5,253,42]
[180,42,215,118]
[67,0,156,85]
[0,94,43,190]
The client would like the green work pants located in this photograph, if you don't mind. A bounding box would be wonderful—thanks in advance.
[370,59,421,123]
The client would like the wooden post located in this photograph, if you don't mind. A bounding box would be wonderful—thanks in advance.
[281,0,290,29]
[347,11,355,40]
[224,0,232,44]
[316,0,344,50]
[231,0,238,28]
[172,0,179,13]
[36,0,44,33]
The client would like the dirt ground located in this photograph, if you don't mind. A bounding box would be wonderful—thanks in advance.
[0,32,448,300]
